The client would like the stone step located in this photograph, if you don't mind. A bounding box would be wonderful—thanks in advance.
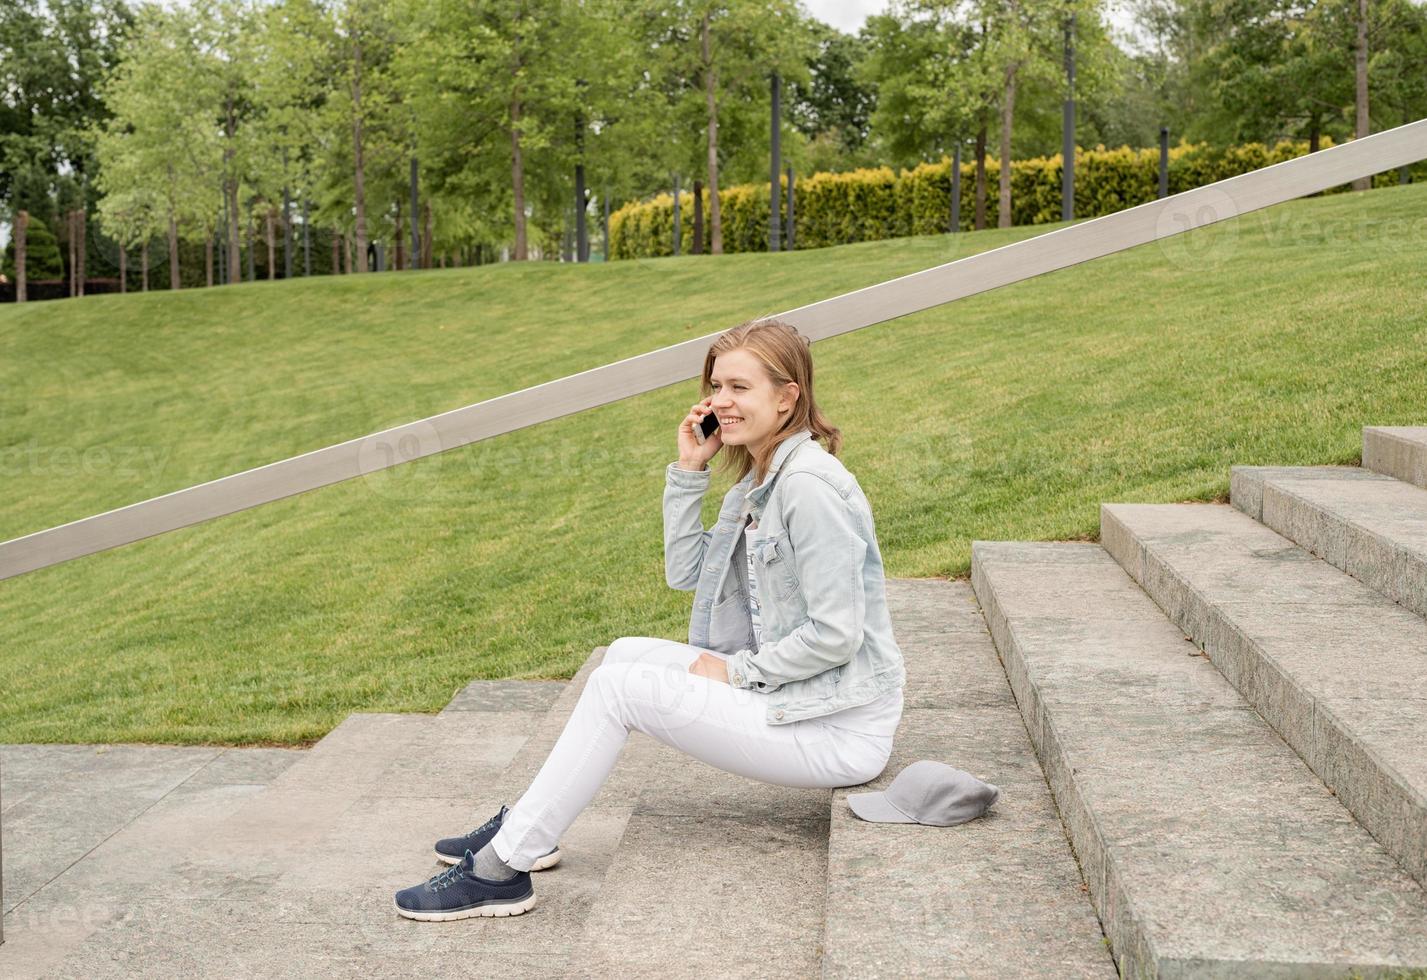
[823,579,1114,978]
[15,684,566,978]
[1364,425,1427,489]
[972,540,1427,977]
[569,580,1114,977]
[1101,502,1427,894]
[1232,464,1427,620]
[0,743,302,978]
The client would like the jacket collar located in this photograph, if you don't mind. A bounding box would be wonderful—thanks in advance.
[740,429,814,507]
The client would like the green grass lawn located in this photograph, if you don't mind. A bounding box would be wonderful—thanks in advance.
[3,182,1424,745]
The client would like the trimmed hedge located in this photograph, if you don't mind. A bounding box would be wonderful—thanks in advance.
[610,137,1420,258]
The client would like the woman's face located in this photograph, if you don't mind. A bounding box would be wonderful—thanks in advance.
[708,348,798,455]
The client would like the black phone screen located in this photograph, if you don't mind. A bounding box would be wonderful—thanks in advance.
[699,412,720,439]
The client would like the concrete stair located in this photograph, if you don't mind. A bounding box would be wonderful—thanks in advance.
[1364,425,1427,489]
[3,582,1117,978]
[1231,464,1427,619]
[968,422,1427,977]
[973,541,1427,977]
[1102,501,1427,893]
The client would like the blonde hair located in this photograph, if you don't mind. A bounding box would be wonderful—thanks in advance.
[701,317,842,485]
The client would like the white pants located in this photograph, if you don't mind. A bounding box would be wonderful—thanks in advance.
[491,636,895,871]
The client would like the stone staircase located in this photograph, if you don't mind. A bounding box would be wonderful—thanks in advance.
[1,577,1112,979]
[972,425,1427,977]
[3,425,1424,977]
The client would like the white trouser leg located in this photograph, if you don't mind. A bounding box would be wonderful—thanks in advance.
[490,636,892,871]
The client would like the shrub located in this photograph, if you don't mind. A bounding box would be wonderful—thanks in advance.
[609,136,1418,258]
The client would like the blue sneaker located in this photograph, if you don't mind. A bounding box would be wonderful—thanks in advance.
[394,849,537,921]
[434,803,561,870]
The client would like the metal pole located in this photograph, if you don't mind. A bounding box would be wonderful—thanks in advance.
[951,144,962,233]
[770,72,781,252]
[410,157,421,269]
[786,166,795,250]
[693,180,704,254]
[603,187,611,262]
[1159,126,1170,199]
[1062,10,1076,222]
[673,175,682,256]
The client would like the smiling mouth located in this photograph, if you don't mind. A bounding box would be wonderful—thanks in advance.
[720,417,744,427]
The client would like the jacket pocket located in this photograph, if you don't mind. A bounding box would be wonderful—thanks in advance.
[754,531,801,601]
[709,587,751,654]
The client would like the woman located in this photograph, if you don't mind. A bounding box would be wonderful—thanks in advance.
[394,318,906,921]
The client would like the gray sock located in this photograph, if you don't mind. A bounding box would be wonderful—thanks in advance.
[473,838,519,881]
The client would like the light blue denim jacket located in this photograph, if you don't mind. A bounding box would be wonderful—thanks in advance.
[663,428,906,725]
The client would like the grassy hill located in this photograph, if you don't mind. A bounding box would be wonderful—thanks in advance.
[2,182,1424,745]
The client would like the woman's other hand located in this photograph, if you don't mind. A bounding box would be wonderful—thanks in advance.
[677,397,722,471]
[688,650,730,685]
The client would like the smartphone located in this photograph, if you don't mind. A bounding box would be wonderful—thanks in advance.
[694,410,720,444]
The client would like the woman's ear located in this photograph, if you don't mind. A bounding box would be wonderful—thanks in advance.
[779,381,800,413]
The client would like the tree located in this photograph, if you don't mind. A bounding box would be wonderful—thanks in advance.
[643,0,812,253]
[1,214,63,280]
[250,0,332,278]
[862,2,992,167]
[94,3,223,290]
[787,20,879,172]
[0,0,132,224]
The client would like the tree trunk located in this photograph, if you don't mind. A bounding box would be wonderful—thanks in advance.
[14,210,27,302]
[141,239,149,292]
[67,210,77,296]
[422,201,433,268]
[998,63,1018,229]
[119,237,127,294]
[702,13,722,254]
[168,210,180,289]
[343,232,351,273]
[1352,0,1370,191]
[511,94,528,260]
[266,207,276,279]
[204,228,213,287]
[225,96,240,283]
[76,209,86,296]
[974,124,988,231]
[352,26,369,271]
[332,231,340,275]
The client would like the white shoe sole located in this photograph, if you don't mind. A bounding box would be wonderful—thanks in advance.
[394,891,538,921]
[435,847,561,870]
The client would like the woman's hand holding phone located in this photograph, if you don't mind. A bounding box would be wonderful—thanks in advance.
[677,397,722,471]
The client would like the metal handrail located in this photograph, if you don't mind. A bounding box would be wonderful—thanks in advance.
[3,117,1425,583]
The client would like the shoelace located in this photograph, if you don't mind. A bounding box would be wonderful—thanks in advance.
[428,859,471,892]
[462,808,503,841]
